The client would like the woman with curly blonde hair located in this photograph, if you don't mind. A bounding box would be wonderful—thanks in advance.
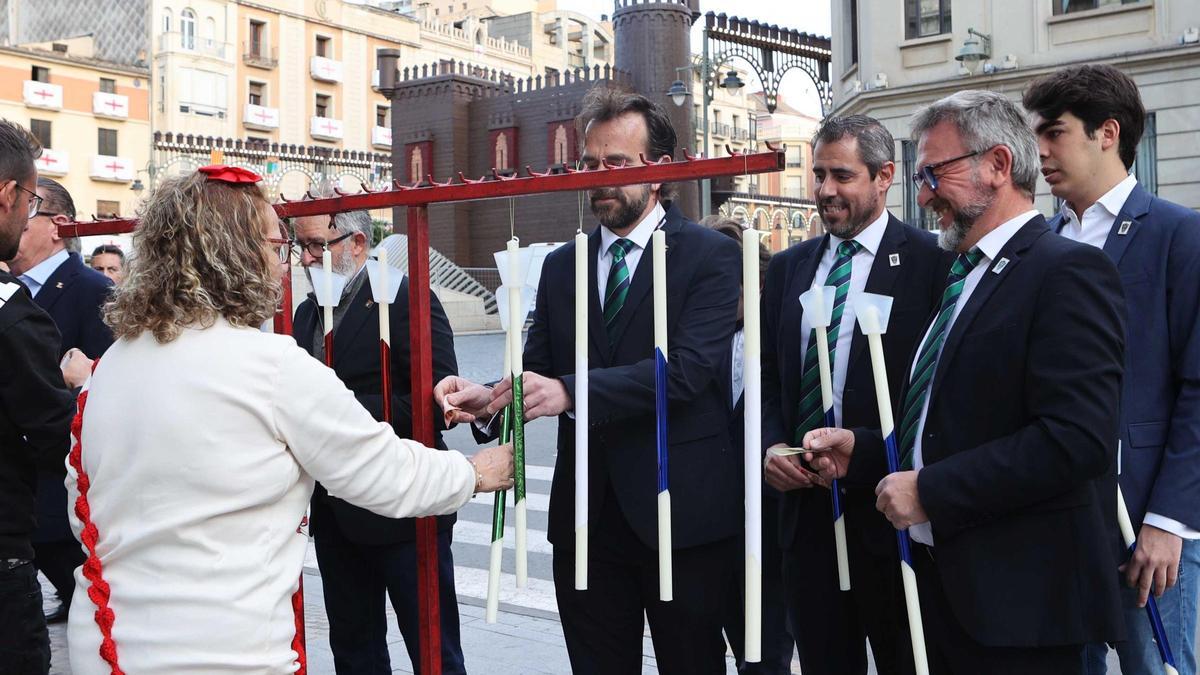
[64,167,513,675]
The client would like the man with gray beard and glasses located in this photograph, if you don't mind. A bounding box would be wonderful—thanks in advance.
[805,91,1127,674]
[291,208,466,674]
[760,114,949,675]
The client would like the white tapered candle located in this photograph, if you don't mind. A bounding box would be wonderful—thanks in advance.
[742,230,762,662]
[574,231,589,590]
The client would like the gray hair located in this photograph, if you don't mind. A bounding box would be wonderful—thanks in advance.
[812,114,895,178]
[909,90,1040,196]
[310,183,374,243]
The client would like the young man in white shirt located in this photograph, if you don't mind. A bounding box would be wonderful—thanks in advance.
[1026,63,1200,675]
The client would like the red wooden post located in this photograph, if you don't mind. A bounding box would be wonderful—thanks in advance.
[407,205,442,675]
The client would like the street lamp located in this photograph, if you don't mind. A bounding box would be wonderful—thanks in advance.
[665,57,747,216]
[955,28,992,75]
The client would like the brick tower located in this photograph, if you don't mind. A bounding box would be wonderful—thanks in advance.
[612,0,700,219]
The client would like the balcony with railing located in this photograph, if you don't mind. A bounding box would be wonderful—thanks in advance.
[35,149,68,177]
[372,126,392,148]
[244,103,280,130]
[243,41,278,69]
[310,56,343,83]
[310,116,344,141]
[23,81,62,110]
[93,92,130,120]
[90,155,134,182]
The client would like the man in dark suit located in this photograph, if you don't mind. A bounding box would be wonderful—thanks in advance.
[438,86,742,673]
[1025,64,1200,675]
[0,118,75,675]
[808,90,1127,674]
[291,207,463,675]
[702,216,794,675]
[760,115,949,675]
[7,176,113,624]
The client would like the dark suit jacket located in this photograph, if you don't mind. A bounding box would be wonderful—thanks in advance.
[523,202,742,550]
[847,216,1126,647]
[294,274,458,544]
[1049,183,1200,550]
[0,273,74,559]
[31,251,114,359]
[761,214,950,556]
[30,252,113,543]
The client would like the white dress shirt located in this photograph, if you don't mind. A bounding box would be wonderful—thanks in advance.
[66,318,476,674]
[731,328,745,407]
[17,249,69,298]
[597,202,666,310]
[798,209,889,426]
[909,210,1037,546]
[1058,174,1136,249]
[1059,176,1200,540]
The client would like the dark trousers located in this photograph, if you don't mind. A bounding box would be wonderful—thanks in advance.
[552,490,739,675]
[724,493,795,675]
[781,500,915,675]
[32,540,83,606]
[912,543,1084,674]
[0,561,50,675]
[312,508,465,675]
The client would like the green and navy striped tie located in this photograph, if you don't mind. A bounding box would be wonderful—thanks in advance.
[794,239,864,443]
[897,247,986,469]
[603,238,636,343]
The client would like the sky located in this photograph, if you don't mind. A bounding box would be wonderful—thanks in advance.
[555,0,833,116]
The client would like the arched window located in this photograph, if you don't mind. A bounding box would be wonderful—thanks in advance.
[162,8,173,34]
[475,28,484,45]
[180,9,196,50]
[204,17,216,46]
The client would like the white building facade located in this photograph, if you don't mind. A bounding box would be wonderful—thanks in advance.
[830,0,1200,226]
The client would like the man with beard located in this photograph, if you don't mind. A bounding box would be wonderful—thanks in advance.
[803,90,1127,674]
[0,119,74,674]
[436,85,742,673]
[1025,64,1200,675]
[291,208,466,674]
[760,115,949,675]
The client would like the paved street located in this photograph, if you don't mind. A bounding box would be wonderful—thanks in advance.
[40,332,1140,674]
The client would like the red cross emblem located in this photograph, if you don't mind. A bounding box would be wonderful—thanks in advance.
[33,88,54,101]
[105,161,125,174]
[38,155,58,166]
[104,98,125,113]
[318,119,337,135]
[253,108,274,124]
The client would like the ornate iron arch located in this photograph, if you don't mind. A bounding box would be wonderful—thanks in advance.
[704,12,832,115]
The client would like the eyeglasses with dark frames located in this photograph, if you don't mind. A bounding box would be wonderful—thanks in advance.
[911,150,982,192]
[292,231,355,259]
[13,182,43,219]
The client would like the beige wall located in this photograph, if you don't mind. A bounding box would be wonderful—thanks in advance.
[0,49,151,224]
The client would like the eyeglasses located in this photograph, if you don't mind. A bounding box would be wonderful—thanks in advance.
[267,236,294,264]
[911,150,982,192]
[293,231,354,259]
[13,183,43,219]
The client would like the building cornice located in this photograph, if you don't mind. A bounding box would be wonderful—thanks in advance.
[834,42,1200,116]
[234,1,423,49]
[0,45,149,76]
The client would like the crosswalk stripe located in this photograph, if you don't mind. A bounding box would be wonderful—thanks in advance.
[472,490,550,512]
[525,464,554,482]
[452,519,554,555]
[452,565,560,615]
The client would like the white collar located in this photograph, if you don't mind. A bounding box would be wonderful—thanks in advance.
[600,202,666,257]
[973,209,1039,262]
[830,209,889,256]
[20,249,69,285]
[1062,174,1137,223]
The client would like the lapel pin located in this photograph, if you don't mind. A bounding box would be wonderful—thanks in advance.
[366,300,375,309]
[888,253,900,267]
[992,257,1009,274]
[55,281,64,289]
[1117,220,1132,236]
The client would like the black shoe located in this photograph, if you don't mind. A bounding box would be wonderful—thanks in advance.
[45,604,68,624]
